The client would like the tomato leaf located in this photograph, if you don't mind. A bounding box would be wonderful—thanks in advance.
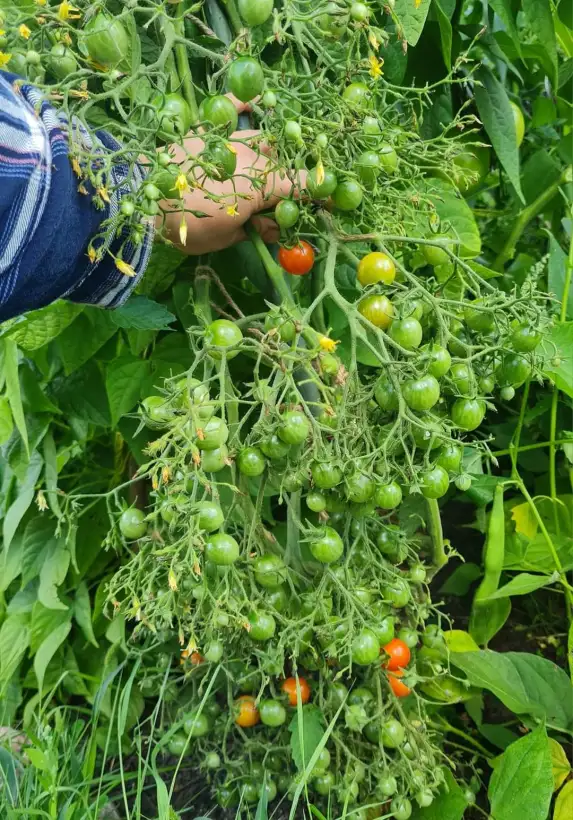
[110,296,176,330]
[488,725,553,820]
[439,563,482,596]
[105,356,150,427]
[425,179,482,258]
[488,0,522,57]
[444,629,480,653]
[74,581,99,648]
[38,544,70,611]
[474,66,524,202]
[541,322,573,398]
[288,704,325,771]
[450,650,573,732]
[2,302,83,350]
[433,0,452,70]
[522,0,558,87]
[394,0,432,46]
[555,780,573,820]
[56,309,118,376]
[34,620,72,691]
[30,601,70,653]
[137,244,184,297]
[469,596,511,646]
[2,452,43,552]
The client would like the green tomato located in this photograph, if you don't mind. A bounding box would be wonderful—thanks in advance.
[307,166,338,198]
[479,373,496,393]
[510,100,525,147]
[375,482,403,509]
[83,12,129,68]
[374,378,399,412]
[260,433,291,459]
[511,324,541,352]
[253,553,287,588]
[351,628,380,665]
[278,410,311,445]
[496,353,531,387]
[384,578,411,608]
[204,751,221,769]
[119,508,147,540]
[141,395,172,426]
[389,317,423,350]
[200,94,239,133]
[398,626,419,647]
[306,491,327,512]
[342,82,371,111]
[450,398,486,431]
[217,784,239,808]
[356,150,380,188]
[455,473,473,491]
[379,143,399,173]
[346,472,374,504]
[464,302,495,332]
[193,500,224,532]
[362,115,381,136]
[436,442,463,472]
[201,445,229,472]
[381,718,405,748]
[312,461,343,490]
[238,446,266,477]
[204,640,224,663]
[284,119,302,143]
[205,319,243,359]
[204,142,237,181]
[421,238,450,267]
[449,362,476,396]
[195,416,229,451]
[377,775,398,797]
[275,199,300,229]
[49,44,77,80]
[227,56,265,102]
[420,465,450,499]
[183,711,211,737]
[309,526,344,563]
[402,375,440,412]
[350,2,369,21]
[153,93,193,140]
[391,797,412,820]
[168,733,189,756]
[372,615,395,645]
[314,771,336,795]
[238,0,274,27]
[259,699,287,727]
[266,585,289,612]
[332,180,363,211]
[421,343,451,378]
[452,145,490,194]
[248,610,276,640]
[205,532,240,565]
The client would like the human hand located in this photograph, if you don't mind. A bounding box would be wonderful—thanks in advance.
[159,97,305,254]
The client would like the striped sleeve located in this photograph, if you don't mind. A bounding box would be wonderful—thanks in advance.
[0,72,154,323]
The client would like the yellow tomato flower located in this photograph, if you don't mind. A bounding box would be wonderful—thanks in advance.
[226,203,239,217]
[179,213,188,246]
[369,54,384,79]
[58,2,80,21]
[18,24,31,40]
[0,52,12,69]
[319,335,338,352]
[115,259,136,277]
[174,172,189,194]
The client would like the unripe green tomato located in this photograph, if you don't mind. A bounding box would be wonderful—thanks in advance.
[372,615,395,645]
[479,374,496,393]
[464,302,495,332]
[421,238,450,267]
[375,482,402,509]
[350,2,369,22]
[259,698,287,726]
[157,151,171,167]
[196,416,229,451]
[409,563,427,583]
[450,398,486,431]
[306,491,327,512]
[168,733,189,756]
[449,362,476,396]
[278,410,311,444]
[392,797,413,819]
[437,442,463,472]
[346,472,374,503]
[143,183,161,201]
[119,508,147,540]
[200,94,239,133]
[309,526,344,563]
[25,50,41,66]
[153,93,193,141]
[332,179,363,211]
[496,353,531,387]
[49,44,77,80]
[7,52,28,76]
[455,473,472,492]
[389,317,423,350]
[315,132,329,149]
[204,640,224,663]
[381,718,405,748]
[261,89,277,107]
[141,198,159,217]
[356,150,380,188]
[510,100,525,146]
[420,465,450,499]
[314,770,335,795]
[375,378,399,411]
[402,375,440,412]
[379,143,399,173]
[275,199,300,229]
[284,120,302,143]
[421,343,451,378]
[511,324,541,352]
[120,199,135,217]
[362,115,381,136]
[377,774,398,796]
[205,319,243,359]
[384,578,411,608]
[204,751,221,769]
[83,12,130,68]
[227,56,265,102]
[342,82,371,111]
[237,446,266,477]
[205,532,240,565]
[253,553,287,588]
[194,500,224,532]
[248,610,276,640]
[307,166,338,198]
[260,433,290,460]
[183,711,211,737]
[238,0,273,26]
[266,585,289,612]
[204,142,237,181]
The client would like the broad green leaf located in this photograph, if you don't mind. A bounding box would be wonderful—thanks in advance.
[56,309,118,376]
[433,0,452,69]
[549,738,571,791]
[547,235,571,319]
[30,601,71,653]
[521,150,563,205]
[504,532,573,574]
[0,396,13,444]
[34,620,72,691]
[523,0,558,87]
[444,629,480,653]
[555,780,573,820]
[511,502,538,539]
[3,339,29,457]
[425,179,482,257]
[488,0,522,56]
[0,614,30,685]
[410,768,468,820]
[474,66,523,202]
[440,563,482,595]
[478,723,518,750]
[2,452,43,551]
[394,0,432,46]
[4,302,82,350]
[52,360,111,428]
[288,704,325,771]
[468,260,501,280]
[21,517,57,586]
[450,650,573,732]
[105,356,150,427]
[486,571,560,600]
[489,725,553,820]
[74,581,99,647]
[541,322,573,398]
[137,243,184,297]
[111,296,176,330]
[469,596,511,646]
[38,544,70,611]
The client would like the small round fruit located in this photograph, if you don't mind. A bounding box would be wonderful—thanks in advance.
[259,699,287,727]
[421,238,450,267]
[382,638,411,671]
[183,711,211,737]
[200,94,239,133]
[204,640,224,663]
[410,563,427,583]
[227,56,265,102]
[332,179,363,211]
[510,100,525,146]
[260,434,290,460]
[372,615,395,646]
[437,442,463,472]
[356,150,380,188]
[511,324,541,352]
[450,398,486,431]
[381,718,405,748]
[352,628,380,665]
[284,119,302,143]
[278,241,315,275]
[278,410,311,445]
[388,669,411,697]
[391,797,413,820]
[253,554,287,588]
[389,317,423,350]
[378,774,398,797]
[496,353,531,387]
[205,320,243,359]
[194,501,224,532]
[238,0,273,26]
[314,771,336,795]
[205,532,240,565]
[311,461,343,490]
[357,252,396,286]
[275,199,300,229]
[421,343,451,378]
[119,508,147,540]
[350,2,369,21]
[500,385,515,401]
[375,482,402,509]
[201,445,228,472]
[420,465,450,499]
[449,362,476,396]
[384,577,411,607]
[205,751,221,769]
[346,472,374,504]
[357,294,394,329]
[248,610,276,641]
[196,416,229,450]
[379,143,398,173]
[374,377,399,411]
[234,695,260,727]
[309,527,344,563]
[306,491,327,512]
[402,375,440,412]
[342,82,371,111]
[282,676,311,706]
[168,733,189,756]
[307,166,338,198]
[237,447,266,477]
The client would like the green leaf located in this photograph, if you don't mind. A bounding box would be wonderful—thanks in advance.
[469,596,511,646]
[34,620,72,691]
[0,396,14,444]
[52,360,111,428]
[444,629,480,653]
[105,356,150,427]
[3,339,29,458]
[485,571,560,599]
[3,302,82,350]
[38,544,70,611]
[2,452,43,551]
[549,738,571,791]
[56,309,118,376]
[555,780,573,820]
[504,532,573,574]
[488,725,553,820]
[425,179,482,257]
[478,723,519,750]
[410,768,467,820]
[541,322,573,397]
[30,601,70,653]
[547,235,571,319]
[74,582,99,647]
[488,0,522,57]
[440,563,482,595]
[450,650,573,732]
[522,0,557,87]
[0,745,21,805]
[394,0,432,46]
[521,150,563,205]
[433,0,452,70]
[137,243,184,297]
[288,704,325,771]
[474,66,524,202]
[21,517,57,586]
[110,296,176,330]
[0,613,30,685]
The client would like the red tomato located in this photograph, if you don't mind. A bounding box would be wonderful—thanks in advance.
[388,669,411,697]
[234,695,260,727]
[383,638,411,671]
[282,676,311,706]
[278,241,315,275]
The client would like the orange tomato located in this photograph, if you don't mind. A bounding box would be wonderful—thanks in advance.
[234,695,260,727]
[278,241,315,275]
[388,669,411,698]
[282,676,311,706]
[382,638,411,671]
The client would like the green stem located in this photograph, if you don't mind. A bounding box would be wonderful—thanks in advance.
[493,168,570,270]
[245,221,295,307]
[492,438,573,457]
[426,498,447,572]
[222,0,243,34]
[509,380,530,478]
[430,718,493,759]
[173,4,199,122]
[194,274,212,326]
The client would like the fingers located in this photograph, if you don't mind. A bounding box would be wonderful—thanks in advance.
[250,215,280,245]
[225,92,258,113]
